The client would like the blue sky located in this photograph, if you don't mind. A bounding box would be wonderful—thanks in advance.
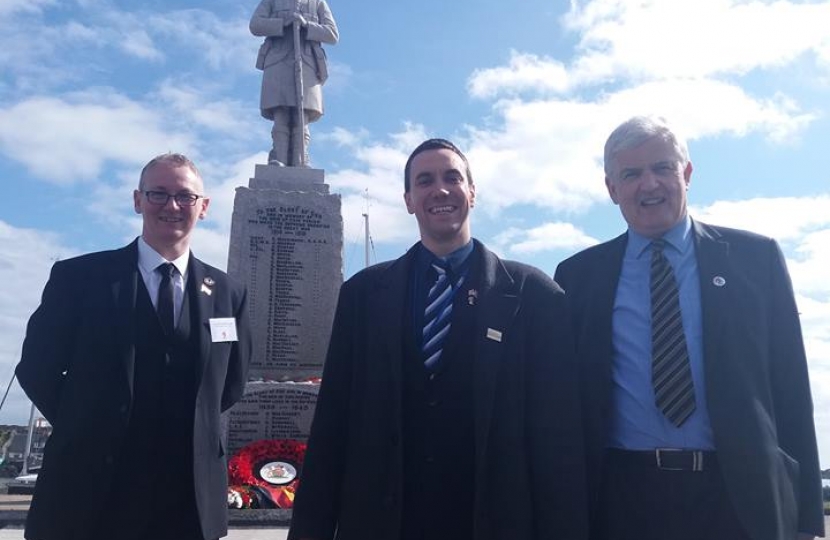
[1,0,830,465]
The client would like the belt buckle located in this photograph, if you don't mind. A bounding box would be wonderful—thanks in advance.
[655,448,704,472]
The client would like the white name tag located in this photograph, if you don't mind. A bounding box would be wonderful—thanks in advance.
[209,317,238,342]
[486,328,502,342]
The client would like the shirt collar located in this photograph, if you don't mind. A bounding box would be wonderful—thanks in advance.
[418,240,474,274]
[628,214,693,260]
[137,236,190,277]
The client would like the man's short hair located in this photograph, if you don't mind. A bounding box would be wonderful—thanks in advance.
[404,138,473,192]
[138,153,202,190]
[603,116,690,176]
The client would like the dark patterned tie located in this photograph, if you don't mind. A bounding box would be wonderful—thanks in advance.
[423,259,455,369]
[157,263,176,336]
[651,240,696,427]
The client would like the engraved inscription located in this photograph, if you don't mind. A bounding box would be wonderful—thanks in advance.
[227,383,320,455]
[227,186,343,380]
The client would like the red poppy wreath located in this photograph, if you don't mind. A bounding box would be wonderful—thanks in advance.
[227,439,307,509]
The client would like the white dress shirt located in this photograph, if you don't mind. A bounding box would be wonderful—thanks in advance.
[136,237,189,327]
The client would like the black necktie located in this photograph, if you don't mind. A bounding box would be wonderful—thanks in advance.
[157,263,176,336]
[650,240,696,427]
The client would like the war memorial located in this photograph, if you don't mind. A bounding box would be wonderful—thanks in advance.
[221,0,342,520]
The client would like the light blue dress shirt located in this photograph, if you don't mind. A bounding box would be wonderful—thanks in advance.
[607,216,715,450]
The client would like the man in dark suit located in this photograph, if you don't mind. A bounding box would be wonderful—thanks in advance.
[554,116,824,540]
[16,153,251,540]
[288,138,588,540]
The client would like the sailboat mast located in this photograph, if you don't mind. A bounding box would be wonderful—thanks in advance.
[22,402,35,475]
[362,212,370,269]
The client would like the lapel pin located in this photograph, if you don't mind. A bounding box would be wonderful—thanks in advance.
[204,277,215,286]
[712,276,726,287]
[467,289,478,305]
[486,328,502,342]
[200,283,213,296]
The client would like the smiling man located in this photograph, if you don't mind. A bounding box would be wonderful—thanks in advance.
[554,117,823,540]
[16,153,251,540]
[288,138,588,540]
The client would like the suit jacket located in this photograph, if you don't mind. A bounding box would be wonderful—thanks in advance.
[554,219,824,540]
[16,240,251,540]
[288,240,588,540]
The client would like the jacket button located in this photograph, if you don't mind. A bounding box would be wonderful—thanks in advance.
[104,455,114,465]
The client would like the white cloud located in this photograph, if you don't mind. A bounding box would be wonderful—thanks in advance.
[144,9,255,72]
[84,170,143,235]
[328,160,415,257]
[322,61,355,97]
[605,81,816,144]
[155,81,258,137]
[458,77,817,220]
[203,153,264,231]
[0,0,54,17]
[0,221,75,425]
[692,196,830,242]
[0,91,195,183]
[0,3,255,100]
[120,28,163,61]
[317,126,371,148]
[63,20,102,43]
[564,0,830,84]
[493,222,600,255]
[468,51,572,98]
[190,227,232,272]
[791,229,830,295]
[463,100,608,215]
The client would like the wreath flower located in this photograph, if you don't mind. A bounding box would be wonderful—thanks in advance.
[227,485,255,509]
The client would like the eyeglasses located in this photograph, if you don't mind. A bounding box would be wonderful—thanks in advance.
[143,190,204,207]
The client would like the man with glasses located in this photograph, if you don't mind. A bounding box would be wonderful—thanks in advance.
[16,153,252,540]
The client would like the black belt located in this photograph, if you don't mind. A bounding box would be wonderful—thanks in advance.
[606,448,717,472]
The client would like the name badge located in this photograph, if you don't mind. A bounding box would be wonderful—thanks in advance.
[486,328,503,342]
[209,317,238,342]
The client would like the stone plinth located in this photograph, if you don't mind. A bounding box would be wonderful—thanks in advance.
[226,381,320,456]
[227,165,343,381]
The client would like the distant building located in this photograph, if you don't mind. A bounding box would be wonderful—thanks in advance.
[1,419,52,471]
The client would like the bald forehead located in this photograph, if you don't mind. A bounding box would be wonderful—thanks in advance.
[138,161,204,192]
[140,162,204,193]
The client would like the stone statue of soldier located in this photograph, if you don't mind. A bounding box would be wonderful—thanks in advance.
[250,0,339,167]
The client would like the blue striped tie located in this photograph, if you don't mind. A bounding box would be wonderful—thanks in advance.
[651,239,696,427]
[423,260,456,369]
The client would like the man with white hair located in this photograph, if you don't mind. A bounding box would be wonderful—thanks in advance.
[555,116,823,540]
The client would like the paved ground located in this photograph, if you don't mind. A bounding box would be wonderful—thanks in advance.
[0,529,289,539]
[1,492,828,539]
[0,493,289,539]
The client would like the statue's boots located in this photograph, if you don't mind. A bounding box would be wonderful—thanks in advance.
[291,126,311,167]
[269,125,290,167]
